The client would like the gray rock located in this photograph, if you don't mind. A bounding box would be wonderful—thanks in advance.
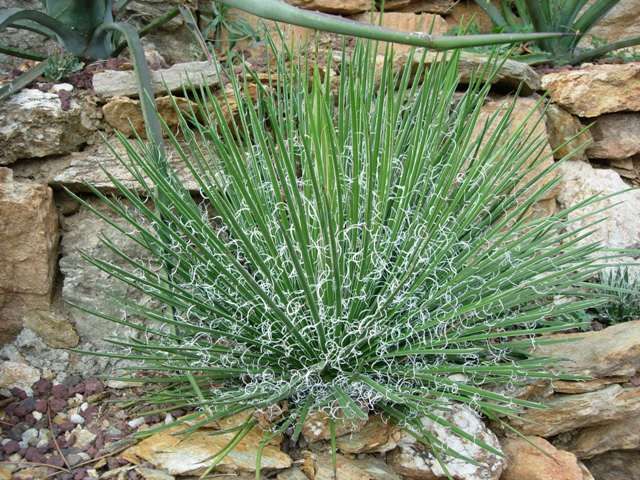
[0,360,40,395]
[0,89,94,165]
[58,198,154,376]
[587,113,640,160]
[2,329,70,382]
[557,414,640,459]
[52,136,204,193]
[510,385,640,437]
[92,61,222,98]
[584,450,640,480]
[556,160,640,275]
[387,404,504,480]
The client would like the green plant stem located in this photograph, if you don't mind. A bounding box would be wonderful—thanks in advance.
[569,35,640,64]
[0,44,46,61]
[112,7,180,57]
[220,0,566,49]
[0,59,49,100]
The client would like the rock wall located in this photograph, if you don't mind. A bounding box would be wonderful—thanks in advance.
[1,1,640,479]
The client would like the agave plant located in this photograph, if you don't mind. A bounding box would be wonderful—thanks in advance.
[594,267,640,324]
[70,43,611,477]
[474,0,640,65]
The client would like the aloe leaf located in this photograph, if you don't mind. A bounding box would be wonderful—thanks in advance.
[0,44,46,61]
[473,0,509,28]
[0,59,48,101]
[0,8,87,55]
[221,0,565,49]
[91,22,165,157]
[572,0,619,48]
[570,34,640,64]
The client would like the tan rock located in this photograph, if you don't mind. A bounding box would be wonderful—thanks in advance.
[474,96,557,203]
[532,321,640,380]
[277,468,308,480]
[587,113,640,160]
[0,168,58,343]
[0,361,40,394]
[135,467,175,480]
[584,0,640,45]
[93,61,222,98]
[402,51,541,94]
[306,453,402,480]
[23,310,79,349]
[122,425,291,476]
[354,12,448,54]
[562,414,640,459]
[510,385,640,437]
[545,104,592,160]
[387,405,504,480]
[0,88,94,165]
[382,0,456,14]
[52,136,202,193]
[102,96,195,138]
[556,161,640,273]
[542,63,640,118]
[336,414,401,454]
[552,377,627,394]
[302,409,368,443]
[287,0,370,14]
[584,450,640,480]
[446,1,494,32]
[502,436,584,480]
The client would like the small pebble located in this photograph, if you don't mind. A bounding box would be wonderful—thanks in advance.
[49,398,67,413]
[70,413,85,425]
[3,440,20,455]
[52,384,70,399]
[32,378,52,397]
[9,387,27,400]
[32,411,43,421]
[80,402,89,412]
[21,428,39,447]
[127,417,145,429]
[34,399,48,413]
[164,413,174,424]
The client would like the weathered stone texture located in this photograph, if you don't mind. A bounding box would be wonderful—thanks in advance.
[0,168,58,343]
[502,436,585,480]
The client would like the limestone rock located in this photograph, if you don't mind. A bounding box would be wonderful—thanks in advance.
[556,161,640,271]
[102,95,196,138]
[584,450,640,480]
[302,409,368,443]
[542,63,640,118]
[59,199,153,350]
[551,377,627,395]
[0,361,40,394]
[382,0,456,14]
[52,136,203,193]
[0,168,58,343]
[92,61,222,98]
[23,310,79,349]
[122,425,291,475]
[336,414,401,454]
[560,414,640,459]
[408,51,541,94]
[587,113,640,160]
[502,436,584,480]
[310,453,402,480]
[585,0,640,45]
[287,0,370,14]
[354,12,448,54]
[446,1,494,32]
[531,321,640,381]
[474,96,556,203]
[545,104,592,160]
[510,385,640,437]
[0,88,92,164]
[387,405,504,480]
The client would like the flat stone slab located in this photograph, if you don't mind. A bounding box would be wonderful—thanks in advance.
[92,61,222,98]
